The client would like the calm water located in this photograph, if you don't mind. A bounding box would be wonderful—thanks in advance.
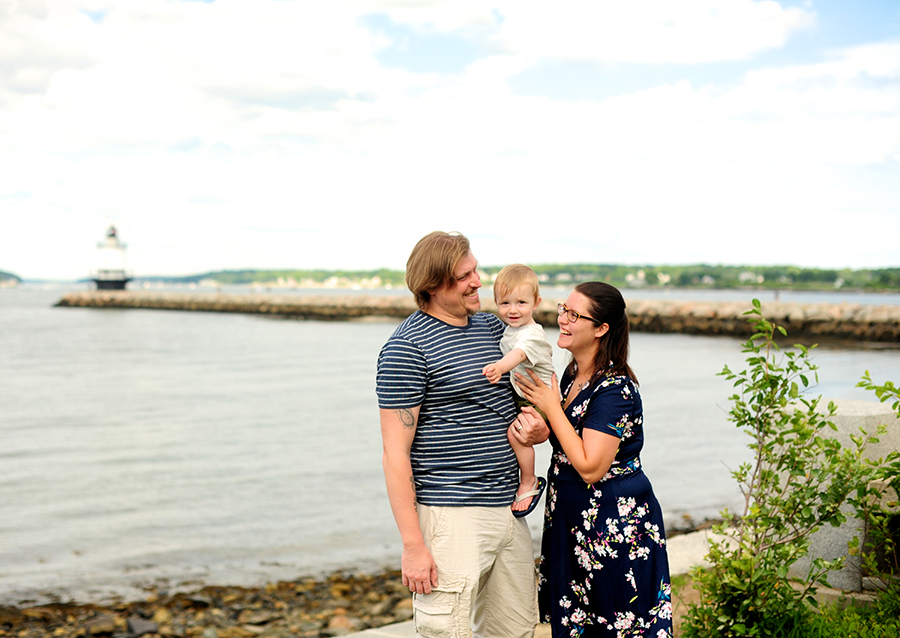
[1,285,898,606]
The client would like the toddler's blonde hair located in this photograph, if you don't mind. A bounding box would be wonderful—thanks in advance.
[493,264,540,303]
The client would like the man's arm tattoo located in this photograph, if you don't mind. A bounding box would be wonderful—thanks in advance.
[395,408,416,429]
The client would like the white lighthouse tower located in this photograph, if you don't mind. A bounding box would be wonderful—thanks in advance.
[91,224,132,290]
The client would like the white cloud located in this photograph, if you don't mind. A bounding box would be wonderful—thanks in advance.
[0,1,897,279]
[489,0,815,64]
[367,0,500,32]
[378,0,816,64]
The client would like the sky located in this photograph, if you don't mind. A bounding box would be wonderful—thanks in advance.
[1,0,899,280]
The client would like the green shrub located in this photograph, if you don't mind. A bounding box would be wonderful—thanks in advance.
[681,301,893,638]
[797,600,900,638]
[849,373,900,620]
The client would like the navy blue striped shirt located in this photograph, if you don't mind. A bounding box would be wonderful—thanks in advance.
[376,310,519,506]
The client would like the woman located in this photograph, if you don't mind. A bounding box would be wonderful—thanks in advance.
[516,282,672,638]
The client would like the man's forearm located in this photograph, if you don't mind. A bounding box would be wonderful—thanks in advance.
[382,451,425,547]
[380,407,425,548]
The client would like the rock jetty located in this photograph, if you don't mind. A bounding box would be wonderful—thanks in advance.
[55,291,900,343]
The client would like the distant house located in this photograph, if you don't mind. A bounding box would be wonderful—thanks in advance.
[739,271,764,284]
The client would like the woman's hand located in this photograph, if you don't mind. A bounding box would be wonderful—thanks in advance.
[515,369,560,415]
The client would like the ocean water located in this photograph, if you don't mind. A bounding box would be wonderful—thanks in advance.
[1,286,898,606]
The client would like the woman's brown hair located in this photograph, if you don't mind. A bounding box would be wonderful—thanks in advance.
[572,281,638,385]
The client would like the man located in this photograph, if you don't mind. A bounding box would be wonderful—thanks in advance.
[376,231,548,638]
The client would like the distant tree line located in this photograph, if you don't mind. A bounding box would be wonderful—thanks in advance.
[0,270,22,283]
[509,264,900,291]
[144,265,900,291]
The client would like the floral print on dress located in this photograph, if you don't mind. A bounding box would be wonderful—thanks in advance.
[539,368,672,637]
[548,493,670,636]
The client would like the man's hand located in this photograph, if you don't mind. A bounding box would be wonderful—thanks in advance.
[402,542,439,594]
[482,363,502,384]
[510,406,550,446]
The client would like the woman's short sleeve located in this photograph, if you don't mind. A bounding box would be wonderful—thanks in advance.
[581,377,639,438]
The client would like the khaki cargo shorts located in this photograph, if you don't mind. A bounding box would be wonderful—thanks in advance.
[413,504,538,638]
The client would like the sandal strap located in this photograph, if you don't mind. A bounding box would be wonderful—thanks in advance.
[514,479,542,503]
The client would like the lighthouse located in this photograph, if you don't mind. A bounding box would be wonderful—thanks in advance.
[91,224,132,290]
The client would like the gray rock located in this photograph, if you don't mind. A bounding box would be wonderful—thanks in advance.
[86,615,117,635]
[366,599,393,616]
[237,610,282,625]
[126,616,159,637]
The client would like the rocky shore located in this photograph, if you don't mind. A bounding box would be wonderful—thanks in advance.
[3,521,719,638]
[1,569,413,638]
[55,291,900,343]
[0,567,701,638]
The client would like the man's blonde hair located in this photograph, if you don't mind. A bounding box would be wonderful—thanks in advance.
[405,231,472,309]
[493,264,540,302]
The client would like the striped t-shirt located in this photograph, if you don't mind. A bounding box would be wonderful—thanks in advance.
[376,310,519,507]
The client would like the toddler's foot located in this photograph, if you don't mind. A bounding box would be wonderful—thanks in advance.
[511,476,538,512]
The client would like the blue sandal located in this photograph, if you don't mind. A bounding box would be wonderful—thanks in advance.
[512,477,546,518]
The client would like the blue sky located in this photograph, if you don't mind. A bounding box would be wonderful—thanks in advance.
[1,0,898,279]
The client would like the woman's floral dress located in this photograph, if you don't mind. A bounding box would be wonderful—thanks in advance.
[538,368,672,638]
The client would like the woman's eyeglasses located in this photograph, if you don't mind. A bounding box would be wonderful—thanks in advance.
[557,303,598,324]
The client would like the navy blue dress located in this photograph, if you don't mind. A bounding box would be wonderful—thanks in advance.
[538,368,672,637]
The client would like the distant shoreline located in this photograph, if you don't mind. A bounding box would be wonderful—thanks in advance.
[54,290,900,343]
[7,278,900,294]
[12,259,895,293]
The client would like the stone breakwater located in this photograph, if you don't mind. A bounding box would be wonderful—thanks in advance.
[55,291,900,342]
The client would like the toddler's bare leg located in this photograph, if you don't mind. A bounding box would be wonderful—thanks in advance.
[507,425,537,512]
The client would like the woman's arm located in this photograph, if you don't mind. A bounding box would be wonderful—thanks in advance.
[552,420,620,484]
[515,370,620,484]
[380,406,439,594]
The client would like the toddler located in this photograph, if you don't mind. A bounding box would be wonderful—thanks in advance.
[483,264,554,516]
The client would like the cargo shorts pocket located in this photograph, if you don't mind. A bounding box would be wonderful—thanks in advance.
[412,575,468,638]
